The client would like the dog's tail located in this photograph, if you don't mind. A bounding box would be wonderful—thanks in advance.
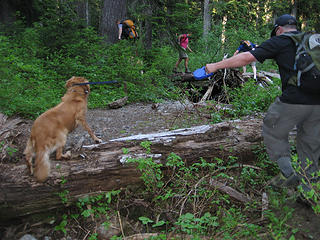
[24,138,35,174]
[34,149,50,182]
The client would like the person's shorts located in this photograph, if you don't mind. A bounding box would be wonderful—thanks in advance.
[178,47,188,59]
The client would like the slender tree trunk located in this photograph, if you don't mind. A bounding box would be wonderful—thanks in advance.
[143,0,152,49]
[291,0,297,17]
[75,0,89,26]
[0,0,16,24]
[85,0,89,26]
[99,0,127,43]
[203,0,211,50]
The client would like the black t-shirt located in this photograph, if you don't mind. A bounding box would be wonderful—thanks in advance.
[250,31,320,105]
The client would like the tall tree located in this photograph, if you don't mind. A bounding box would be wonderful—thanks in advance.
[291,0,297,17]
[0,0,16,25]
[0,0,35,26]
[142,0,153,49]
[203,0,211,45]
[75,0,89,26]
[99,0,127,43]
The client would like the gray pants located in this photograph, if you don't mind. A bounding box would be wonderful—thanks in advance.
[178,47,188,59]
[263,97,320,181]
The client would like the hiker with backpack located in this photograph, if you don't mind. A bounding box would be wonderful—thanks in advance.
[233,40,258,79]
[116,19,138,40]
[173,33,193,73]
[205,14,320,204]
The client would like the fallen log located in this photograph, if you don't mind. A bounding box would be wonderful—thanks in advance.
[0,118,263,222]
[107,96,128,109]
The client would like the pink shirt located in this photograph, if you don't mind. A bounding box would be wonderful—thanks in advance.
[180,34,189,49]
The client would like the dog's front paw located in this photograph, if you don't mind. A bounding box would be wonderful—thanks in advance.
[94,138,103,144]
[62,150,72,159]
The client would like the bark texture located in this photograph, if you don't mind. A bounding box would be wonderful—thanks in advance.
[99,0,127,43]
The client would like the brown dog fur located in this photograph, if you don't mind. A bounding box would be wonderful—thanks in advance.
[24,76,102,182]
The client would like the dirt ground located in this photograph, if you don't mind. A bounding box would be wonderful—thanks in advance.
[1,101,320,240]
[1,100,210,164]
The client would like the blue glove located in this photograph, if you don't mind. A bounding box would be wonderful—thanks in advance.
[193,66,214,80]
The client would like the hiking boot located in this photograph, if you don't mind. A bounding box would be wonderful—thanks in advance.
[277,156,295,178]
[185,68,192,74]
[269,172,300,189]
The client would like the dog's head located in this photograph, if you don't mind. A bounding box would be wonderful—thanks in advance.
[65,76,90,95]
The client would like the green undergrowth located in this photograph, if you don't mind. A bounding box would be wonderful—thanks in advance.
[0,26,180,119]
[0,21,280,120]
[50,143,320,239]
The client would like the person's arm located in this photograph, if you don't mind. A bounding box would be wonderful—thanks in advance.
[187,45,193,52]
[177,34,182,45]
[118,25,122,39]
[233,49,239,56]
[205,52,257,73]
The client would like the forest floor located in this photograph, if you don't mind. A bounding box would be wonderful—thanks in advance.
[3,100,212,162]
[1,101,320,240]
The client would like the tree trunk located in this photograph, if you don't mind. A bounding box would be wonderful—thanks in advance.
[0,119,263,222]
[0,0,16,25]
[99,0,127,43]
[203,0,211,41]
[75,0,89,26]
[143,0,153,49]
[291,0,297,18]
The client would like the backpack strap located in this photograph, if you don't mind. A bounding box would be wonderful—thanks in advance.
[284,32,320,88]
[283,32,308,87]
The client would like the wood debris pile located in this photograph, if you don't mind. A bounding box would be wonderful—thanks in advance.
[172,68,279,103]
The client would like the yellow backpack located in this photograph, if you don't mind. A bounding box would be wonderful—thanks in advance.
[121,19,138,39]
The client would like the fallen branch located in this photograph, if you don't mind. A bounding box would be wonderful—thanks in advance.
[209,179,251,204]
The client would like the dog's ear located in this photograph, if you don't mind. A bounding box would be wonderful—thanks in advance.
[65,76,76,89]
[65,76,89,90]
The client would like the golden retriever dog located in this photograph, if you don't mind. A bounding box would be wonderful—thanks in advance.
[24,76,102,182]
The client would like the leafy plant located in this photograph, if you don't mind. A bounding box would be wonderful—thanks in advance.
[127,156,164,192]
[228,79,281,117]
[174,212,219,236]
[292,154,320,214]
[54,214,68,235]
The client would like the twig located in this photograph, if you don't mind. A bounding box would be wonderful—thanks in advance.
[261,192,269,220]
[210,179,251,203]
[82,230,90,240]
[229,164,262,171]
[222,70,230,104]
[179,174,210,216]
[118,210,125,238]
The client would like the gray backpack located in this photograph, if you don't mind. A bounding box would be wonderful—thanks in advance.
[284,32,320,93]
